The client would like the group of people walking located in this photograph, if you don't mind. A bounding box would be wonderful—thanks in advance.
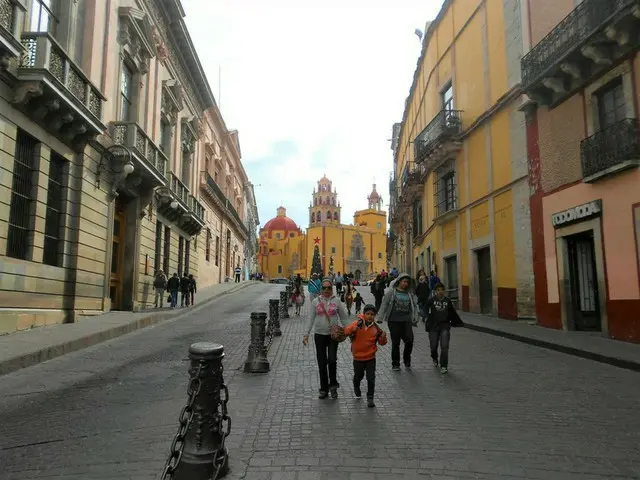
[152,270,197,308]
[303,271,464,407]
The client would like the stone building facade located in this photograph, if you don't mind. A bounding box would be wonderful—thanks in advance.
[0,0,249,334]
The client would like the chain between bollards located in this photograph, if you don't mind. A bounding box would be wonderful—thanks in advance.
[161,343,230,480]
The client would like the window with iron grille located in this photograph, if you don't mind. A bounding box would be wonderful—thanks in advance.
[163,226,171,274]
[7,130,39,260]
[206,228,211,262]
[154,221,162,273]
[30,0,58,35]
[177,236,184,276]
[434,163,457,217]
[215,235,220,266]
[120,63,134,121]
[43,152,67,266]
[184,239,190,275]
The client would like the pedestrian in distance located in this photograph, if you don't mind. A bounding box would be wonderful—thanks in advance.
[307,272,321,303]
[188,274,197,306]
[180,273,191,307]
[425,282,464,374]
[415,274,431,323]
[303,278,349,399]
[291,284,305,316]
[153,270,167,308]
[377,273,419,371]
[354,292,364,314]
[167,273,180,308]
[234,265,242,283]
[343,304,387,408]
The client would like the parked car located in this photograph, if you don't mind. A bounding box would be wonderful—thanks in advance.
[269,277,290,284]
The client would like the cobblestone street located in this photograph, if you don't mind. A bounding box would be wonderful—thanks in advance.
[0,284,639,480]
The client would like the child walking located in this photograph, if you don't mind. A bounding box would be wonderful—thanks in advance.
[343,304,388,407]
[425,283,464,374]
[291,285,305,316]
[354,292,364,314]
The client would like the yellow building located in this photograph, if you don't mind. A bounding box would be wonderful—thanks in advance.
[258,176,387,280]
[389,0,535,319]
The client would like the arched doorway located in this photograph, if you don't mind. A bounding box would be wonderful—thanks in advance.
[355,269,361,281]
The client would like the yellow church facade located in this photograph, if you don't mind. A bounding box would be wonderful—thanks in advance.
[258,176,387,280]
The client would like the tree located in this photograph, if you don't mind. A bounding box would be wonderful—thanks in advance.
[311,244,323,276]
[328,255,335,275]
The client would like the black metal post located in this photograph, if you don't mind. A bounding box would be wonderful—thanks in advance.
[163,342,230,480]
[279,290,290,319]
[269,298,282,336]
[243,312,270,373]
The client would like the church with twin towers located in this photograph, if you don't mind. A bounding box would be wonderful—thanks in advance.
[257,175,388,280]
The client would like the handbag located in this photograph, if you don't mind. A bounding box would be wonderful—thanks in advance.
[318,301,346,342]
[166,294,171,303]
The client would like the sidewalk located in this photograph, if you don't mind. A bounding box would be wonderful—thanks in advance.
[460,312,640,372]
[0,280,258,377]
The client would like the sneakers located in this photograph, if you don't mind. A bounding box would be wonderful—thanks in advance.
[440,366,448,374]
[329,387,338,399]
[367,398,375,408]
[353,384,362,398]
[432,359,439,368]
[318,390,328,399]
[404,363,411,369]
[392,365,401,371]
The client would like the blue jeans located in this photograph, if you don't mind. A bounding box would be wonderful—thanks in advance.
[429,325,451,368]
[170,290,178,307]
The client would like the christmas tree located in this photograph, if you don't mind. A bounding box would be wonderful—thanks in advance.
[328,255,335,275]
[311,244,323,276]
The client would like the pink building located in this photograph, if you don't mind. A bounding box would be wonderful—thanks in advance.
[520,0,640,342]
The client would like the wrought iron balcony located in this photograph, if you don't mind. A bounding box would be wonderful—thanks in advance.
[169,172,189,206]
[179,194,205,235]
[110,121,167,188]
[199,171,249,239]
[14,32,106,149]
[0,0,24,65]
[188,195,205,223]
[521,0,640,107]
[414,109,463,166]
[580,118,639,181]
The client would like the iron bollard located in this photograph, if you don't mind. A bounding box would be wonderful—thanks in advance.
[161,342,230,480]
[279,290,290,319]
[269,298,282,337]
[243,312,270,373]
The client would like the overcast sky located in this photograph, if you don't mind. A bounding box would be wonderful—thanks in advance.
[182,0,445,229]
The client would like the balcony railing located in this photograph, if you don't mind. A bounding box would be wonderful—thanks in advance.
[414,109,463,162]
[580,118,639,180]
[188,194,205,223]
[521,0,637,95]
[201,171,249,237]
[111,121,167,179]
[169,172,189,205]
[19,32,104,120]
[0,0,23,61]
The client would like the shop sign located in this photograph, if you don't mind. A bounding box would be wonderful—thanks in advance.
[552,200,602,228]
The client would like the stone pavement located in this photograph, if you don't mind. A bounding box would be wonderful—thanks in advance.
[0,284,638,480]
[0,280,258,376]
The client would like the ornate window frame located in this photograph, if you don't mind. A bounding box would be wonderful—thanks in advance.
[161,79,184,125]
[118,7,157,75]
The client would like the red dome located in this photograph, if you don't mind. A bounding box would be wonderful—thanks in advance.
[262,206,299,231]
[263,216,298,231]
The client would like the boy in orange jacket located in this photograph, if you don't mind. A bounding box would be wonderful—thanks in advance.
[343,304,388,407]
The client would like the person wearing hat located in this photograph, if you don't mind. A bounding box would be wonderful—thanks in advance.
[308,272,322,303]
[303,278,349,399]
[343,304,387,407]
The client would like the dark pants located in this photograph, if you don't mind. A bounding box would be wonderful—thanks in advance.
[189,290,195,305]
[170,290,178,307]
[374,294,383,312]
[336,282,342,293]
[429,325,451,368]
[181,291,190,307]
[353,358,376,398]
[388,321,414,367]
[314,334,339,392]
[235,273,240,283]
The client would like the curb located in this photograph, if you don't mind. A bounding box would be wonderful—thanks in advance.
[0,281,258,377]
[463,322,640,373]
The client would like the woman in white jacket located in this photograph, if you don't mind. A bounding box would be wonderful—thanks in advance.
[303,278,349,399]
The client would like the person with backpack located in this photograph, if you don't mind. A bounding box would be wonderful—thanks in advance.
[377,273,419,371]
[343,304,387,408]
[153,270,167,308]
[167,273,180,308]
[180,273,191,307]
[429,270,441,297]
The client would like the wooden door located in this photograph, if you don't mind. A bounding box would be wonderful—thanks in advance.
[110,208,126,310]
